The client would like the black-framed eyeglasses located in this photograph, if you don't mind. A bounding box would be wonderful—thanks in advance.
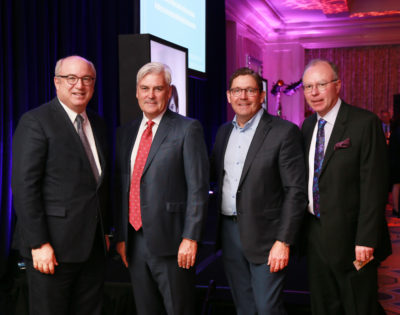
[56,75,95,86]
[303,79,338,93]
[229,87,260,97]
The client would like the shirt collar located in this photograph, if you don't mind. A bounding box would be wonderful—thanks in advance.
[58,98,88,123]
[232,108,264,131]
[142,109,166,127]
[317,98,341,125]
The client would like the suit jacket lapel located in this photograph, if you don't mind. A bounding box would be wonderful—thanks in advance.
[304,114,317,156]
[51,100,101,185]
[51,99,80,142]
[87,111,107,184]
[142,110,171,175]
[238,112,272,187]
[320,103,348,176]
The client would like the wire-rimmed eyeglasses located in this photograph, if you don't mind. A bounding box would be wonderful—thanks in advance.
[303,79,338,93]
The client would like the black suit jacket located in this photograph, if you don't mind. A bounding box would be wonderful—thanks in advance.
[301,102,391,270]
[211,111,308,264]
[12,98,110,262]
[115,110,209,257]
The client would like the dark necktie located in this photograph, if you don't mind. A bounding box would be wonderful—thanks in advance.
[129,120,155,230]
[313,118,327,218]
[76,114,100,183]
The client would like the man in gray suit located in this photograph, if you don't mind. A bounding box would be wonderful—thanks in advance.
[211,67,307,314]
[115,62,209,315]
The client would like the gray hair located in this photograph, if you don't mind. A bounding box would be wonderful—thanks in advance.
[136,62,172,85]
[303,59,339,80]
[54,55,96,77]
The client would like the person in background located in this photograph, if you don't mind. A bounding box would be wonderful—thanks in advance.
[389,115,400,218]
[380,109,392,144]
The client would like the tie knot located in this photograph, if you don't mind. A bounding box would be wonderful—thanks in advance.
[147,120,155,129]
[76,114,84,124]
[318,118,326,129]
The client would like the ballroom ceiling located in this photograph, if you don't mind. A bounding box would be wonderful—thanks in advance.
[226,0,400,48]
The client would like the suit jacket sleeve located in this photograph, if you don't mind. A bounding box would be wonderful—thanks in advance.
[357,114,388,247]
[114,126,126,243]
[276,124,308,245]
[181,120,209,241]
[12,112,50,248]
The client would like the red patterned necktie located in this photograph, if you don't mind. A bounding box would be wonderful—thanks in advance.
[129,120,155,230]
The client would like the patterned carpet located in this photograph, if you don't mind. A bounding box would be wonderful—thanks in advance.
[379,207,400,315]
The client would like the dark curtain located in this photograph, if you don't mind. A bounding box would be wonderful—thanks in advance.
[0,0,226,302]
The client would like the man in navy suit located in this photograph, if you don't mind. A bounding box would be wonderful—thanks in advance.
[12,55,110,315]
[115,62,209,315]
[301,59,391,315]
[211,67,307,314]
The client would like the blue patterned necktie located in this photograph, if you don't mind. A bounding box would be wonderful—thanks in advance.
[313,118,327,218]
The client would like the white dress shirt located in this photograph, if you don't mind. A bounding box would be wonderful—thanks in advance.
[307,99,341,215]
[59,99,102,176]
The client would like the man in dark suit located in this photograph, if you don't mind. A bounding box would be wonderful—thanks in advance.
[379,109,392,144]
[210,67,307,314]
[12,55,110,315]
[301,59,391,315]
[115,62,209,315]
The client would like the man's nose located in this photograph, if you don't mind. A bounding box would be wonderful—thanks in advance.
[310,85,319,95]
[239,89,248,98]
[75,78,84,88]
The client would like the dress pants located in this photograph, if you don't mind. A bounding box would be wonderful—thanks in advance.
[24,225,106,315]
[127,226,196,315]
[221,216,287,315]
[306,213,385,315]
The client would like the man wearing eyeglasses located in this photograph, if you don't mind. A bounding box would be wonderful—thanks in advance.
[210,67,307,314]
[301,59,391,315]
[12,55,110,315]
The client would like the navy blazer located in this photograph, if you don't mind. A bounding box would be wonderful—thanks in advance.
[115,109,209,257]
[211,111,308,264]
[12,98,110,262]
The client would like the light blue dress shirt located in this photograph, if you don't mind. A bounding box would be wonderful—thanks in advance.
[221,108,263,216]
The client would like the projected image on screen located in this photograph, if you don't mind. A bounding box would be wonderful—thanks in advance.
[150,40,187,116]
[141,0,206,73]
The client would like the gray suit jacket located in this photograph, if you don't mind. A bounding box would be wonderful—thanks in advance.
[115,109,209,257]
